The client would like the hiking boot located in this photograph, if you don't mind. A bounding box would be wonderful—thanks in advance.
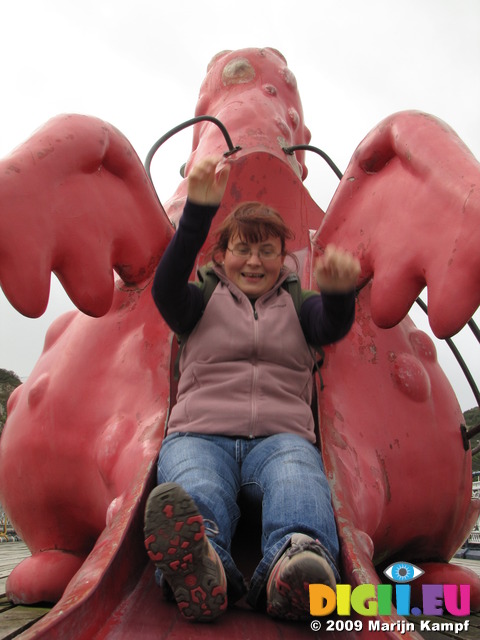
[144,482,227,622]
[266,533,336,620]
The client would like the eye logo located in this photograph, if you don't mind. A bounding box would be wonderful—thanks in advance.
[383,561,424,583]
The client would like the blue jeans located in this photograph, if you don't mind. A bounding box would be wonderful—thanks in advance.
[157,432,340,609]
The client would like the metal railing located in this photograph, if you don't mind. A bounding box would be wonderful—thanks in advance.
[0,504,18,542]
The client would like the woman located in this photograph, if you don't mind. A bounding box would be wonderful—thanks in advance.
[145,156,360,622]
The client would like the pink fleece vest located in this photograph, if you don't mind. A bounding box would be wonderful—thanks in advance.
[167,271,316,442]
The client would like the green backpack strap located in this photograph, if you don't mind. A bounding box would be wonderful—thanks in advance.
[282,273,316,314]
[196,265,220,305]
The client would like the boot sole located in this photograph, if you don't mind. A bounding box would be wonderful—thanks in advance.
[144,482,227,621]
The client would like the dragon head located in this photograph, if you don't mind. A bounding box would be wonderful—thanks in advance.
[187,47,312,180]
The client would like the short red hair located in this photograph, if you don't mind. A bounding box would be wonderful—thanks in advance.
[211,202,294,264]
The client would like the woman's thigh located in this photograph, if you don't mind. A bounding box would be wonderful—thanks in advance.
[240,433,337,547]
[157,432,242,540]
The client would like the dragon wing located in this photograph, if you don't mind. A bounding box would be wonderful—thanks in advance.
[0,114,173,318]
[314,110,480,339]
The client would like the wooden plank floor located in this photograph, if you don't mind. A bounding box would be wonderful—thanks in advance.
[0,542,479,639]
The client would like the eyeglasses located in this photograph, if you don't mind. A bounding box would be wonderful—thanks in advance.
[227,245,282,260]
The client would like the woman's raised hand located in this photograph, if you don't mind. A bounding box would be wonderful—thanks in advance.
[187,156,231,206]
[315,244,361,293]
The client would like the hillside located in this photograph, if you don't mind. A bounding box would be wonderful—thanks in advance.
[0,369,22,436]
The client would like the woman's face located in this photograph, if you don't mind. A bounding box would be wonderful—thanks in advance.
[223,233,285,298]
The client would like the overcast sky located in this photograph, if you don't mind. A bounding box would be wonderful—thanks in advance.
[0,0,479,410]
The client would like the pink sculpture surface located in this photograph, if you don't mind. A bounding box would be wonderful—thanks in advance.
[0,48,479,639]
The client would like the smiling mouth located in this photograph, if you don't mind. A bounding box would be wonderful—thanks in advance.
[242,272,264,279]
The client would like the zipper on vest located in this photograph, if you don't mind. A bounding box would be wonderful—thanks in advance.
[249,302,259,437]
